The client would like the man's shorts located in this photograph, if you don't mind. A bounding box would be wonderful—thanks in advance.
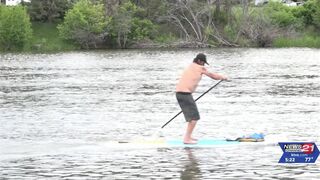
[176,92,200,122]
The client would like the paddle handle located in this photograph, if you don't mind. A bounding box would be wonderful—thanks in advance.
[161,80,223,129]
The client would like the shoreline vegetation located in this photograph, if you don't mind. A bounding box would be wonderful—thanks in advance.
[0,0,320,52]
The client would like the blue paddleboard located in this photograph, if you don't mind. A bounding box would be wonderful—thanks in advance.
[116,134,264,147]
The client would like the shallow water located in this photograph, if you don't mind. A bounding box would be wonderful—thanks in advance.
[0,48,319,179]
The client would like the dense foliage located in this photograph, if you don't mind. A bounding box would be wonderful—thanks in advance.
[1,0,320,51]
[0,5,32,51]
[23,0,75,23]
[57,0,110,48]
[293,0,320,29]
[110,1,157,48]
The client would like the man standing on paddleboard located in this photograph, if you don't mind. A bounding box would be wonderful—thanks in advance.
[176,53,228,144]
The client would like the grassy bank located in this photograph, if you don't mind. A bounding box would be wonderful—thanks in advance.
[273,35,320,48]
[26,23,320,51]
[31,23,78,52]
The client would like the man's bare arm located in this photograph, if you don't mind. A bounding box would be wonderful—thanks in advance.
[203,71,228,80]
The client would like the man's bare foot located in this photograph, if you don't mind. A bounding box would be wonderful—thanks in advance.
[183,139,198,144]
[191,137,198,141]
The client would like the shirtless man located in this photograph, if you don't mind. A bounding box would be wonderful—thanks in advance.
[176,53,228,144]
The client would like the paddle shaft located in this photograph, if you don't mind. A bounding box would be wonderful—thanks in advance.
[161,80,223,128]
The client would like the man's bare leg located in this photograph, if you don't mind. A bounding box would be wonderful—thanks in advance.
[183,120,198,144]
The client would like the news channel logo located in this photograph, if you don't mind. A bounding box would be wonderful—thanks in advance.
[278,142,319,163]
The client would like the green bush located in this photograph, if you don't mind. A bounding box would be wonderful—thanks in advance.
[295,0,320,29]
[0,5,32,51]
[111,1,158,48]
[154,33,176,43]
[130,18,157,41]
[224,24,237,41]
[57,0,111,49]
[263,2,298,28]
[24,0,74,23]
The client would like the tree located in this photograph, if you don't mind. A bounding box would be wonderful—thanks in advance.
[164,0,235,47]
[24,0,75,23]
[111,2,134,48]
[263,2,298,28]
[104,0,120,16]
[241,12,280,47]
[111,1,157,48]
[0,5,32,51]
[165,0,208,44]
[58,0,111,48]
[294,0,320,30]
[131,0,167,22]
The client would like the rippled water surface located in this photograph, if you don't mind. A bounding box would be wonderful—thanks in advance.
[0,49,319,179]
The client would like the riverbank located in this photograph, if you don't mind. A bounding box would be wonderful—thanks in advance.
[32,23,320,50]
[4,23,320,53]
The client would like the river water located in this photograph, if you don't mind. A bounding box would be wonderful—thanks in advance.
[0,48,319,179]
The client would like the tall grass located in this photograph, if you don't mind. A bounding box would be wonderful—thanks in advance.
[273,35,320,48]
[31,22,78,52]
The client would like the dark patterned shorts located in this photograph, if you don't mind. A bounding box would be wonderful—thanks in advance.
[176,92,200,122]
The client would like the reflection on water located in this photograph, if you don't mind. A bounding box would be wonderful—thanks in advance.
[0,48,319,179]
[180,148,201,180]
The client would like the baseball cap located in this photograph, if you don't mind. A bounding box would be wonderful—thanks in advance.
[194,53,209,65]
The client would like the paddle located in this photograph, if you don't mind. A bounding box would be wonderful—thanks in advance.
[161,80,224,129]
